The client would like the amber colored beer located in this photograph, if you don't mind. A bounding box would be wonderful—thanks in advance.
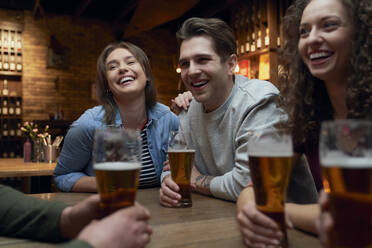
[248,154,293,248]
[168,149,195,207]
[94,162,141,213]
[322,157,372,248]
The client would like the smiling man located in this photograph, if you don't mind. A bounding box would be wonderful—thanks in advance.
[159,17,318,205]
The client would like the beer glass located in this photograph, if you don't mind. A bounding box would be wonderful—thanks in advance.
[320,120,372,247]
[168,131,195,207]
[247,129,294,248]
[93,127,142,213]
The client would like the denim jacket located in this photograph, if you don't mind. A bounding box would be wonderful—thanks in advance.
[53,103,178,192]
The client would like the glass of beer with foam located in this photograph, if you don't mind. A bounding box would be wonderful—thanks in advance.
[93,127,141,214]
[168,131,195,207]
[247,129,294,248]
[320,120,372,247]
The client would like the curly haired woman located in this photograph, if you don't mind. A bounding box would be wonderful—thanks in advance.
[236,0,372,247]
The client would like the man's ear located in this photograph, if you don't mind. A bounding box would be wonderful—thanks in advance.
[227,54,238,76]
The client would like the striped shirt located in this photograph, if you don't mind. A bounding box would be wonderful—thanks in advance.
[139,123,158,188]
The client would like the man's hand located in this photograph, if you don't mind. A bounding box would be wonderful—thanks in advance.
[60,194,104,239]
[171,91,192,113]
[190,166,212,196]
[78,204,152,248]
[159,175,181,207]
[237,202,283,247]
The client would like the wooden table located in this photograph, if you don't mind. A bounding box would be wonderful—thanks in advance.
[0,158,57,193]
[0,159,56,178]
[0,188,321,248]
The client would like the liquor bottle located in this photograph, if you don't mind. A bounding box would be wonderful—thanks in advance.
[9,121,15,136]
[3,30,8,51]
[2,80,8,96]
[16,56,22,71]
[3,54,9,71]
[257,31,262,49]
[9,54,15,71]
[10,31,15,50]
[2,151,8,158]
[245,35,250,53]
[264,28,269,47]
[8,99,14,115]
[16,121,22,136]
[2,99,8,115]
[16,32,22,53]
[3,122,8,137]
[24,138,32,162]
[251,33,256,52]
[15,99,21,115]
[0,54,2,70]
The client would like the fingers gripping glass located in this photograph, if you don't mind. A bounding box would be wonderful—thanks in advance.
[93,127,142,213]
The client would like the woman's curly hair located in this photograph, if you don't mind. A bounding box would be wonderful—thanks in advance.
[278,0,372,145]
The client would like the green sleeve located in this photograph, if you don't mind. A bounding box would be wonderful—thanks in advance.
[0,184,67,242]
[57,239,93,248]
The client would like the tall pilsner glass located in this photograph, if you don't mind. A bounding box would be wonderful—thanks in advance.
[93,127,142,214]
[247,129,294,248]
[168,131,195,207]
[320,120,372,247]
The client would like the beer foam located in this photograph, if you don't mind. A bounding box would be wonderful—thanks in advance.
[248,144,293,157]
[321,152,372,168]
[168,149,196,153]
[94,161,141,170]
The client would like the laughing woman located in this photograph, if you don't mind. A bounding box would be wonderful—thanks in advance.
[54,41,178,192]
[236,0,371,247]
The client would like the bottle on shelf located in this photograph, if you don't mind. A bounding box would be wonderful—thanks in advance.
[251,33,256,52]
[3,54,9,71]
[265,28,269,47]
[16,121,22,136]
[257,30,262,49]
[24,138,32,162]
[16,32,22,53]
[3,30,8,51]
[15,99,21,115]
[2,150,8,158]
[10,31,15,51]
[9,151,15,158]
[2,99,8,115]
[8,99,14,115]
[9,120,15,136]
[2,122,8,137]
[16,56,22,72]
[2,80,8,96]
[9,54,15,71]
[0,54,2,71]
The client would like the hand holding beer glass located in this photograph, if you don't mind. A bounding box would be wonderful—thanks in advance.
[168,131,195,208]
[93,127,142,214]
[247,129,294,248]
[320,120,372,248]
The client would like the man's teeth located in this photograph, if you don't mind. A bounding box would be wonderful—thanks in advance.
[120,77,134,84]
[192,81,207,87]
[310,52,331,60]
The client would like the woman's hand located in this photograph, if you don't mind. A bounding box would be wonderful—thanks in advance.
[171,91,193,113]
[316,191,334,248]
